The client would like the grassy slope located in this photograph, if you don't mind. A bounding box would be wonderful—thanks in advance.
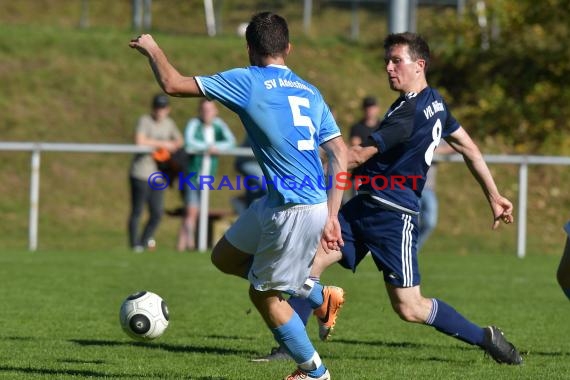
[0,1,569,255]
[0,22,388,252]
[0,248,568,379]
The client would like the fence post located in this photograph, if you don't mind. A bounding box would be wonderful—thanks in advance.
[132,0,142,31]
[350,0,360,40]
[79,0,89,29]
[517,162,528,258]
[143,0,152,30]
[204,0,216,36]
[29,149,41,252]
[389,0,410,33]
[303,0,313,35]
[198,153,211,252]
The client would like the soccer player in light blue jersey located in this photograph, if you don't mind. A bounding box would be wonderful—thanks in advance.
[130,11,347,380]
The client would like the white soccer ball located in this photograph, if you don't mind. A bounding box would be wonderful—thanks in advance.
[119,291,169,341]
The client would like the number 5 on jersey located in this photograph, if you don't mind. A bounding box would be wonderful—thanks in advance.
[288,96,316,151]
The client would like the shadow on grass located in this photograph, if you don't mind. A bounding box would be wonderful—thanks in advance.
[333,338,570,360]
[326,338,480,363]
[2,336,38,341]
[332,338,426,349]
[0,365,226,379]
[197,334,256,341]
[0,365,137,378]
[524,350,570,357]
[331,337,481,351]
[69,338,258,356]
[57,358,106,364]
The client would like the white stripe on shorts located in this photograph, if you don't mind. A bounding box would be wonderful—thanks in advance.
[401,214,414,287]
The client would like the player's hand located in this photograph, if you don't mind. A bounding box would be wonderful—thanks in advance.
[347,144,378,170]
[321,216,344,252]
[490,195,514,230]
[129,34,159,57]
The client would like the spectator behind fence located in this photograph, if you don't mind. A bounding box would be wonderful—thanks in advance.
[128,93,183,253]
[346,96,382,201]
[418,140,455,250]
[177,99,235,252]
[349,96,382,147]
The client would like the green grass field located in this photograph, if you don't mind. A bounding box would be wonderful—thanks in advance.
[0,247,568,379]
[0,3,569,378]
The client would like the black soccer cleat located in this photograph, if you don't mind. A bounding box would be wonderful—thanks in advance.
[481,326,523,365]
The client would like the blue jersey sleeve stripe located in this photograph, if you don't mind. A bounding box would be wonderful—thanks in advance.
[319,132,342,145]
[194,77,209,99]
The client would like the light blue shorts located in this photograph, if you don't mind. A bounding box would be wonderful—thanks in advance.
[225,196,327,294]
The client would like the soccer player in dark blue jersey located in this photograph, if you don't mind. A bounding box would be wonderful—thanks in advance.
[264,32,523,365]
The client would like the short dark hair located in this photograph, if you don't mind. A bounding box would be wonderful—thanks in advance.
[152,93,169,109]
[362,96,377,108]
[245,12,289,58]
[384,32,430,72]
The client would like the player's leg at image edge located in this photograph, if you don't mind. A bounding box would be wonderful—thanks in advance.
[252,278,345,366]
[557,222,570,300]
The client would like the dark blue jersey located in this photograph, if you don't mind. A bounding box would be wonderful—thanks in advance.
[357,87,460,213]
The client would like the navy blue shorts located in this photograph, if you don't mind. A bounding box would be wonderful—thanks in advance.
[338,195,420,287]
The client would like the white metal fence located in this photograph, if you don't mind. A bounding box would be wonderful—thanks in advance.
[1,141,569,257]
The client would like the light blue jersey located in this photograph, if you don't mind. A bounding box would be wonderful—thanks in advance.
[196,64,341,207]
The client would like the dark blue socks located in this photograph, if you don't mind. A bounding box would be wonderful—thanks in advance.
[425,298,485,346]
[289,296,314,325]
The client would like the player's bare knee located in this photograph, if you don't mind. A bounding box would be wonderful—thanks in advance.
[248,287,283,312]
[211,238,252,278]
[211,251,237,275]
[391,301,423,323]
[210,250,225,272]
[248,286,260,305]
[211,242,233,274]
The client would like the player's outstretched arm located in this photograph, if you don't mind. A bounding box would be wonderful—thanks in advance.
[445,127,514,230]
[321,136,348,251]
[129,34,202,97]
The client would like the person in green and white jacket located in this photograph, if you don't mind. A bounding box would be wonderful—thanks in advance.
[178,99,235,251]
